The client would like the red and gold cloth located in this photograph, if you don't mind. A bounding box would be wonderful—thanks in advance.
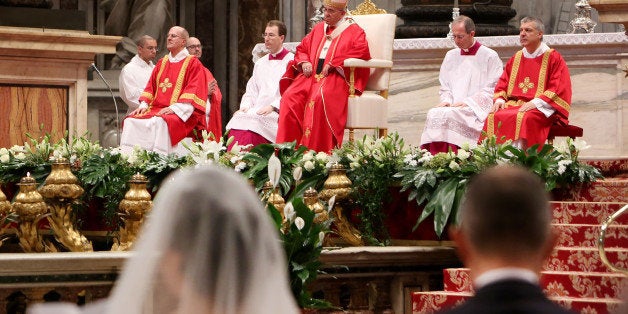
[204,67,223,139]
[134,55,208,145]
[276,19,370,153]
[482,49,572,147]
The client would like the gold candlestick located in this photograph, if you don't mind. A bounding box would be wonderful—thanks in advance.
[13,174,48,252]
[112,173,153,251]
[39,158,92,252]
[262,180,286,220]
[304,187,329,224]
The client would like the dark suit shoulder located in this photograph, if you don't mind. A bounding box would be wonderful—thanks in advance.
[437,280,576,314]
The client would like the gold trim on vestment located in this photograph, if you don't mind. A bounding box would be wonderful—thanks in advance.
[141,91,154,101]
[535,49,553,98]
[486,113,495,137]
[180,93,206,108]
[515,111,525,140]
[494,90,507,100]
[170,56,193,105]
[149,56,169,110]
[507,51,523,96]
[543,90,570,112]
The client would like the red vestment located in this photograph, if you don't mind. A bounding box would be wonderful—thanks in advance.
[134,55,208,145]
[204,67,223,139]
[276,19,371,153]
[482,49,572,147]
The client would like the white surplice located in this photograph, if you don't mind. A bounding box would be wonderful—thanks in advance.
[225,48,294,142]
[118,54,155,114]
[420,43,503,149]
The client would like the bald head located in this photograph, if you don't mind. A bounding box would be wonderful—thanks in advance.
[187,37,203,58]
[166,26,190,55]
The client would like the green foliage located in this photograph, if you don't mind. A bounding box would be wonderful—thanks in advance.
[268,197,332,309]
[336,134,408,245]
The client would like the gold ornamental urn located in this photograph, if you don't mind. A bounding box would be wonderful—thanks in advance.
[112,173,153,251]
[39,158,92,252]
[13,174,48,252]
[319,164,363,246]
[0,186,13,248]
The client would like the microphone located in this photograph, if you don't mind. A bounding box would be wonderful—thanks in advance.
[91,63,121,146]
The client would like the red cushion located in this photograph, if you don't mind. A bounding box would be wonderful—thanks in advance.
[547,124,583,139]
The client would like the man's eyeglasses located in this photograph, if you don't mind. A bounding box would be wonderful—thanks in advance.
[187,44,202,50]
[261,33,278,39]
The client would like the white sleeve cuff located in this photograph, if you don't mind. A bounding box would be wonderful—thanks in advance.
[139,101,149,109]
[170,102,194,122]
[532,98,555,117]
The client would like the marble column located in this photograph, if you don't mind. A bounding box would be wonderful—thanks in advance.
[396,0,518,38]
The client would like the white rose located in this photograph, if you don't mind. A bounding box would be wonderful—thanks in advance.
[0,154,9,163]
[457,149,470,160]
[302,151,314,162]
[15,152,26,160]
[448,160,460,171]
[0,148,9,155]
[315,152,328,162]
[304,160,315,171]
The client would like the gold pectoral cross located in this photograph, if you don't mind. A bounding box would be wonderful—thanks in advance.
[159,78,173,93]
[518,77,534,94]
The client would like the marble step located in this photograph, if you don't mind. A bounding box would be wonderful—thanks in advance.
[412,291,624,314]
[553,223,628,248]
[545,247,628,273]
[442,268,628,298]
[551,201,628,225]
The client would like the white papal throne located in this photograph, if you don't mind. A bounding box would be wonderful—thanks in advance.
[344,1,396,141]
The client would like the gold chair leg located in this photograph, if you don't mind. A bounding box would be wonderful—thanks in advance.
[379,128,387,138]
[349,129,355,142]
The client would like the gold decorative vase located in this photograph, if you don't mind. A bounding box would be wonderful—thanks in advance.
[319,164,363,246]
[13,175,48,252]
[39,158,92,252]
[112,173,153,251]
[0,186,13,248]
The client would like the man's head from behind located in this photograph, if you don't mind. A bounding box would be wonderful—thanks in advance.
[451,165,556,274]
[263,20,286,54]
[451,15,475,50]
[136,35,157,63]
[187,37,203,58]
[167,26,189,55]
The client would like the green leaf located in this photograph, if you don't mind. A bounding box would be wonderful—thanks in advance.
[425,178,459,237]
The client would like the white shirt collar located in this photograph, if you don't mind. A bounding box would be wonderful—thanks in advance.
[523,42,550,58]
[168,49,190,63]
[131,55,154,68]
[474,267,539,290]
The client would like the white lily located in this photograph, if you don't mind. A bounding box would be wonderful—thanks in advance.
[283,202,295,222]
[293,166,303,181]
[294,217,305,230]
[268,154,281,188]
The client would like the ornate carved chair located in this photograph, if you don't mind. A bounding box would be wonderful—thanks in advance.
[344,1,396,141]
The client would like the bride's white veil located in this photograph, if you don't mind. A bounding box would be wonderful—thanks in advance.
[100,166,299,314]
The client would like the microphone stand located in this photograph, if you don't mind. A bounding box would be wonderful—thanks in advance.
[91,63,121,146]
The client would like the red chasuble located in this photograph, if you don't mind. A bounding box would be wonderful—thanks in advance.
[277,19,371,153]
[482,49,572,147]
[204,67,223,140]
[135,55,208,145]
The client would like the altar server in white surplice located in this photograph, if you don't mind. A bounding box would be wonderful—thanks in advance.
[420,15,503,155]
[226,20,294,150]
[119,35,157,115]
